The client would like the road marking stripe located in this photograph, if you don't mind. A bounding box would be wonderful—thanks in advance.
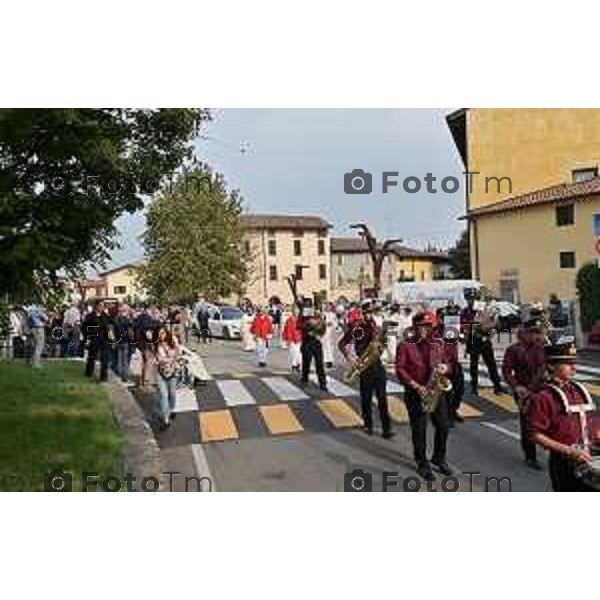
[463,370,493,387]
[217,379,256,406]
[385,396,408,422]
[576,364,600,376]
[259,404,304,435]
[190,444,216,491]
[199,410,239,442]
[173,386,199,412]
[457,402,483,418]
[481,421,521,441]
[310,374,358,396]
[317,399,363,428]
[387,380,404,394]
[227,372,255,379]
[584,383,600,397]
[271,369,293,375]
[477,388,519,413]
[575,373,599,382]
[261,376,309,401]
[379,396,481,421]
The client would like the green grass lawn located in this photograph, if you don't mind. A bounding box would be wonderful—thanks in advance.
[0,360,125,491]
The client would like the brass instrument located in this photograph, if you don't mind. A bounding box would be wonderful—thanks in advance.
[420,343,452,413]
[343,331,385,383]
[574,447,600,490]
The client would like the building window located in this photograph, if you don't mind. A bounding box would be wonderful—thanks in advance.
[114,285,126,295]
[319,264,327,280]
[294,239,302,256]
[269,265,278,281]
[337,254,343,266]
[559,251,576,269]
[420,271,425,281]
[399,269,405,280]
[337,274,343,286]
[268,239,277,256]
[243,240,251,255]
[556,204,574,227]
[294,265,304,280]
[572,167,598,183]
[318,239,325,255]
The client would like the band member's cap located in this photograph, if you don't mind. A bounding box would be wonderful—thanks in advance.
[544,336,577,364]
[361,300,374,312]
[524,317,544,331]
[412,311,435,326]
[522,307,545,331]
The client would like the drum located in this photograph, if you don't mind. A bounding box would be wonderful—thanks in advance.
[574,445,600,491]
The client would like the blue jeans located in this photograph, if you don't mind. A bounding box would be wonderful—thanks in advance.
[116,345,130,381]
[157,375,177,418]
[66,327,80,357]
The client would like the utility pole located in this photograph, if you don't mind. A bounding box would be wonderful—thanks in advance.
[350,223,402,298]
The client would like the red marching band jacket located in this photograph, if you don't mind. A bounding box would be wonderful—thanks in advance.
[395,335,459,387]
[282,315,302,344]
[250,314,272,339]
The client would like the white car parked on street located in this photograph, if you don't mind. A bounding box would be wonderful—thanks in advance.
[206,305,244,339]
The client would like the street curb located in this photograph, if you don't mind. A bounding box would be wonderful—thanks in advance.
[105,372,169,491]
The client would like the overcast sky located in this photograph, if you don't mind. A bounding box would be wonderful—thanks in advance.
[108,108,466,269]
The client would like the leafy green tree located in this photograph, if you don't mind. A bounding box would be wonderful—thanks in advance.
[576,261,600,331]
[448,229,471,279]
[0,300,9,339]
[139,164,248,304]
[0,108,208,298]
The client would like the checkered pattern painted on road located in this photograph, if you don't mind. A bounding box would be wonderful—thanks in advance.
[133,359,600,446]
[134,366,529,447]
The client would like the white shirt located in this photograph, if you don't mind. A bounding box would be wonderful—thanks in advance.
[63,306,82,327]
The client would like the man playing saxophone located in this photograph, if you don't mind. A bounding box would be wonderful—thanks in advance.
[338,300,394,439]
[396,311,457,480]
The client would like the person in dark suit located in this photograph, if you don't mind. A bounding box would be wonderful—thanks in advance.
[82,301,113,382]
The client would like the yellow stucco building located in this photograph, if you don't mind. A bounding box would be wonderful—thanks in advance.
[447,108,600,302]
[99,261,147,302]
[330,237,450,300]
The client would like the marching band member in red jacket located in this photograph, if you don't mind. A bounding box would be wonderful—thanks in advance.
[250,306,273,367]
[282,307,303,372]
[527,338,600,491]
[502,316,547,470]
[396,311,458,480]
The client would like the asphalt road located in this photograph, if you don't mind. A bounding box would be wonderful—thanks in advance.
[134,336,600,492]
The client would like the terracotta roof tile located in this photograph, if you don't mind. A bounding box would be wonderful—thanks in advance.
[240,214,332,230]
[330,237,448,259]
[464,177,600,218]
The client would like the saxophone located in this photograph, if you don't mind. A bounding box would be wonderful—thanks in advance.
[420,343,452,413]
[343,330,385,383]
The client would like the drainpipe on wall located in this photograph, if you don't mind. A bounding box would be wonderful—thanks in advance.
[471,218,480,280]
[262,230,267,301]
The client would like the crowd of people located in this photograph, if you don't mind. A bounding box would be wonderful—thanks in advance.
[6,300,203,430]
[4,290,599,491]
[243,293,598,491]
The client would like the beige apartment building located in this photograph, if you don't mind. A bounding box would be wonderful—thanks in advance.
[87,260,147,303]
[241,215,331,305]
[330,237,450,300]
[447,108,600,302]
